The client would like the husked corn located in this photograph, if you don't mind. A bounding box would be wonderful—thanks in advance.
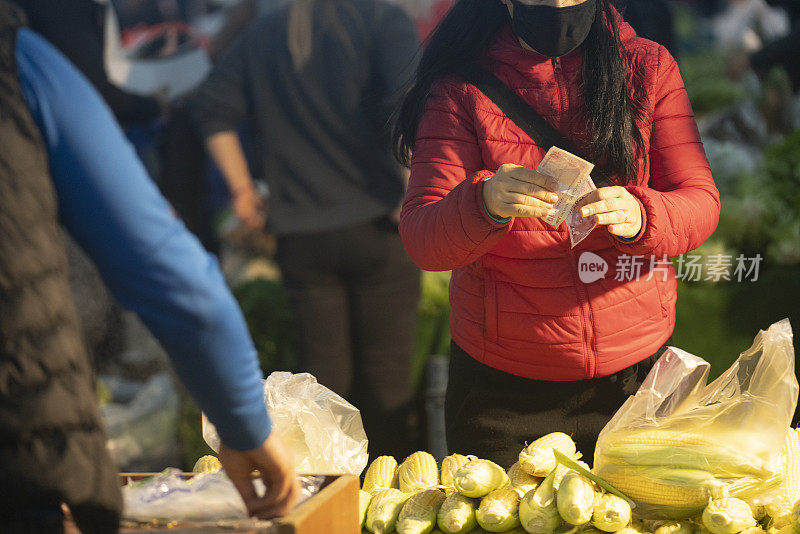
[592,493,632,532]
[399,452,439,493]
[702,498,757,534]
[557,471,596,526]
[454,459,510,499]
[767,429,800,527]
[396,488,446,534]
[441,454,477,489]
[366,488,412,533]
[519,486,561,534]
[508,462,542,497]
[437,491,478,534]
[476,488,522,532]
[364,456,399,494]
[360,490,373,527]
[519,433,578,477]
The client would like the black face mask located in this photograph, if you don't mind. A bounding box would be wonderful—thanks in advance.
[509,0,597,58]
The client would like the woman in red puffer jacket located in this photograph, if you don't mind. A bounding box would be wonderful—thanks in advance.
[393,0,720,466]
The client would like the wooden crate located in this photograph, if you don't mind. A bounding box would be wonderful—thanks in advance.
[65,473,359,534]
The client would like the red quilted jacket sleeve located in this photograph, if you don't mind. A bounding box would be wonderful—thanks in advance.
[614,46,721,258]
[399,80,512,271]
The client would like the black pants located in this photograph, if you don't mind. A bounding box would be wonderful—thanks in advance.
[446,340,671,469]
[276,218,421,460]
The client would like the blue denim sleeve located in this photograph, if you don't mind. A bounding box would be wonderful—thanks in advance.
[16,28,270,451]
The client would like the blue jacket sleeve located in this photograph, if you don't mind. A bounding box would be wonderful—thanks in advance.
[16,28,270,452]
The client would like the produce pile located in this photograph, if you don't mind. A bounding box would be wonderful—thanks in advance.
[357,429,800,534]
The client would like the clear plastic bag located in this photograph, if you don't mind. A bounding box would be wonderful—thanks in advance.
[594,319,798,519]
[203,372,369,475]
[121,468,324,522]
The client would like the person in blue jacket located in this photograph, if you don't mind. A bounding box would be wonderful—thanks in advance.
[0,6,297,531]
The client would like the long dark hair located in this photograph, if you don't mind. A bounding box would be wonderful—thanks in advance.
[392,0,648,184]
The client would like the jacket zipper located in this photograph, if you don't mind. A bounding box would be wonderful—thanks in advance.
[554,57,595,376]
[551,57,568,113]
[568,246,596,378]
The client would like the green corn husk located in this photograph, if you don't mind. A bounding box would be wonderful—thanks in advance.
[399,452,439,493]
[441,454,478,489]
[360,490,374,527]
[509,462,542,497]
[454,459,510,499]
[557,471,596,526]
[396,489,447,534]
[519,486,562,534]
[437,491,478,534]
[475,488,522,532]
[519,433,579,477]
[366,488,413,533]
[702,498,757,534]
[592,493,632,532]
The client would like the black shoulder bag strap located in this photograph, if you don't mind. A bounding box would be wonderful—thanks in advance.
[461,63,616,188]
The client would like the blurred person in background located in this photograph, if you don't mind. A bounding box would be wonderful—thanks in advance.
[623,0,677,57]
[750,0,800,91]
[0,4,298,532]
[393,0,719,465]
[194,0,422,460]
[711,0,789,51]
[15,0,258,254]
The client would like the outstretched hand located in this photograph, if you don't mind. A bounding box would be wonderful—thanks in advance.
[218,432,300,519]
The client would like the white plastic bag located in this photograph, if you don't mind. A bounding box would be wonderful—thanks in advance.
[594,319,798,519]
[203,372,369,475]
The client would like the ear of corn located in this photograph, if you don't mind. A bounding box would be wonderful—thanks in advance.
[396,488,447,534]
[519,433,578,477]
[519,486,562,534]
[597,465,724,518]
[601,430,768,478]
[592,493,633,532]
[552,460,591,492]
[437,491,478,534]
[532,468,558,508]
[364,456,399,494]
[360,490,374,527]
[702,498,757,534]
[508,462,542,497]
[399,452,439,493]
[766,429,800,528]
[441,454,477,489]
[476,488,522,532]
[366,488,412,533]
[652,521,697,534]
[740,527,767,534]
[454,459,510,499]
[556,470,596,526]
[192,455,221,473]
